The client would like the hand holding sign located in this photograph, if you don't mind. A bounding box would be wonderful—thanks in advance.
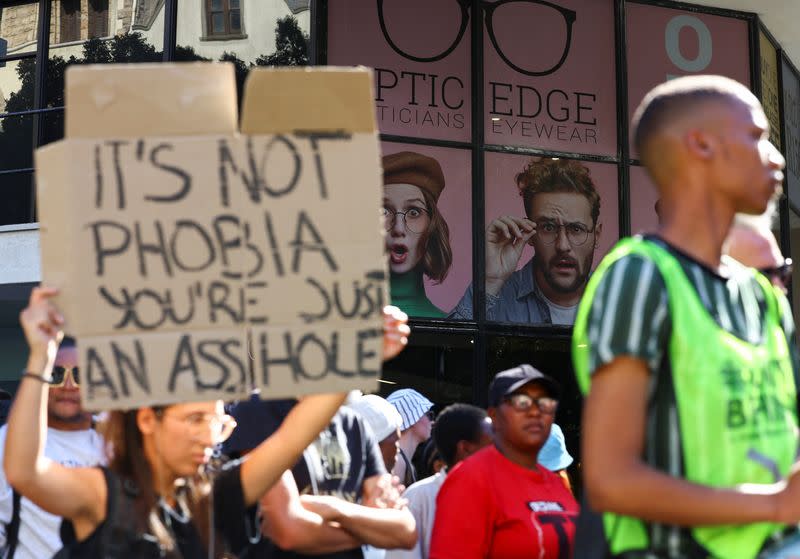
[19,287,64,373]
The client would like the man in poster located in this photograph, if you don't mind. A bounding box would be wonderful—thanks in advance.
[450,157,601,324]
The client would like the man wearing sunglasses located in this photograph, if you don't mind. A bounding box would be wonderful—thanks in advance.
[0,336,104,559]
[725,206,793,295]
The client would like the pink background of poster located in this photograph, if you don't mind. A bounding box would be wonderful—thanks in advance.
[630,165,660,236]
[382,142,472,315]
[328,0,471,142]
[483,0,617,156]
[484,152,619,273]
[626,4,751,156]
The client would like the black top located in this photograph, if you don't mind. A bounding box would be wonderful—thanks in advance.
[231,403,386,559]
[57,462,247,559]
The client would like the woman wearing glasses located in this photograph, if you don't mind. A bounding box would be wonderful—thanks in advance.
[382,151,453,318]
[5,288,409,558]
[429,365,578,559]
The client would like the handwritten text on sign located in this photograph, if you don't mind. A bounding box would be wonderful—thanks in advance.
[47,132,385,409]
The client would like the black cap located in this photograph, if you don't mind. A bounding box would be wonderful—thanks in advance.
[488,364,561,407]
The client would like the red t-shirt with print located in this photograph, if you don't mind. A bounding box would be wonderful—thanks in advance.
[430,444,578,559]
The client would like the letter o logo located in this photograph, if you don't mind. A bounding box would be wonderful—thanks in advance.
[665,15,712,73]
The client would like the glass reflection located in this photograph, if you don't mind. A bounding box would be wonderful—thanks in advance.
[0,2,40,57]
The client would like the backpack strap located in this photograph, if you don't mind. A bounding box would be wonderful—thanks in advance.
[4,490,21,559]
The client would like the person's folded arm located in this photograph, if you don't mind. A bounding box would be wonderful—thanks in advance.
[260,470,360,554]
[300,488,417,550]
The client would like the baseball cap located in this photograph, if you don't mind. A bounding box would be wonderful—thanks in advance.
[488,364,561,407]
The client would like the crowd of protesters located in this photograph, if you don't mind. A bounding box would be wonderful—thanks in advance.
[2,73,799,559]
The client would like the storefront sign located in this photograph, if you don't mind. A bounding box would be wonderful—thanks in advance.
[782,60,800,212]
[328,0,471,142]
[760,31,782,149]
[36,64,387,410]
[626,4,750,155]
[483,0,617,155]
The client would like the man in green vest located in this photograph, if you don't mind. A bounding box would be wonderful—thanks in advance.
[573,75,800,559]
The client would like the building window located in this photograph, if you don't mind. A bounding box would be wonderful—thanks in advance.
[206,0,243,38]
[88,0,109,38]
[60,0,81,43]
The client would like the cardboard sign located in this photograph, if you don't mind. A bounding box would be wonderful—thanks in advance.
[36,63,387,410]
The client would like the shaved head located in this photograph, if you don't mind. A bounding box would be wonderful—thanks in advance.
[632,75,761,186]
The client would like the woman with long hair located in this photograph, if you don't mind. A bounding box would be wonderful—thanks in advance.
[383,151,453,318]
[5,288,409,558]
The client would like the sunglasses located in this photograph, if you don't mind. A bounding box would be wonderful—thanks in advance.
[759,258,793,289]
[50,366,79,387]
[503,393,558,415]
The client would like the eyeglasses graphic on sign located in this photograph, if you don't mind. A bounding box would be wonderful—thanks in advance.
[377,0,577,77]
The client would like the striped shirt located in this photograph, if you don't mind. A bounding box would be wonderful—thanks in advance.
[584,236,800,558]
[586,236,799,379]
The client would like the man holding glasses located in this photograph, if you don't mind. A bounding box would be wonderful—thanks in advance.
[451,157,602,324]
[0,336,104,559]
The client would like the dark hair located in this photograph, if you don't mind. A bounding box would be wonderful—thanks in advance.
[59,336,76,349]
[419,189,453,283]
[432,404,488,468]
[632,75,755,171]
[99,407,222,555]
[515,157,601,227]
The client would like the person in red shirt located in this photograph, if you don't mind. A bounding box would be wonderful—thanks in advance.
[429,365,578,559]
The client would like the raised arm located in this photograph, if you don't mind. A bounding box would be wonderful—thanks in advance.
[4,287,105,526]
[239,392,346,506]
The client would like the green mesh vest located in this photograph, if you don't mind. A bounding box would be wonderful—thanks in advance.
[573,237,798,559]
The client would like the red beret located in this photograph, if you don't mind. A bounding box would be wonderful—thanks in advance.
[382,151,445,202]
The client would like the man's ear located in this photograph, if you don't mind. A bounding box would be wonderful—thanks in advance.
[594,222,603,247]
[685,129,715,160]
[137,407,158,436]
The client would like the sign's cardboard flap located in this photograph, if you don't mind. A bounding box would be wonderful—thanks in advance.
[66,63,238,138]
[241,67,376,134]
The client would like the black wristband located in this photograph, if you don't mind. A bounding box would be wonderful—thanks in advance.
[21,372,52,383]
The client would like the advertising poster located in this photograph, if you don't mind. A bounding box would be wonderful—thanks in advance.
[449,153,618,325]
[630,165,660,236]
[626,4,750,156]
[783,61,800,213]
[328,0,471,142]
[483,0,617,156]
[381,142,472,318]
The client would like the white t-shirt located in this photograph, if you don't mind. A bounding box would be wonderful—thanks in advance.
[0,425,105,559]
[385,470,447,559]
[543,297,578,325]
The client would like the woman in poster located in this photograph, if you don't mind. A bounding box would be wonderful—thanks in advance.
[383,151,453,318]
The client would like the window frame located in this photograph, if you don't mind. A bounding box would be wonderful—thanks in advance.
[202,0,247,41]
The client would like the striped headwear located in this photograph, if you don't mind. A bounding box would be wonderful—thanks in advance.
[387,388,434,431]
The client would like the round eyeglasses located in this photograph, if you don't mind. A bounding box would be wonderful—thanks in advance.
[162,411,238,444]
[382,207,431,234]
[378,0,576,77]
[536,221,594,246]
